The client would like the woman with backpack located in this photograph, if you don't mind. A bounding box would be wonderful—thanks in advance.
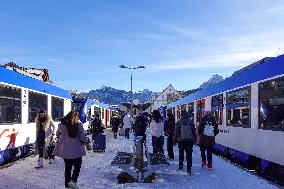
[150,110,165,154]
[164,112,175,160]
[174,110,196,175]
[53,110,90,189]
[198,112,219,170]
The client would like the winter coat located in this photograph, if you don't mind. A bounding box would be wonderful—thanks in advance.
[91,118,104,135]
[174,119,196,144]
[34,116,56,155]
[150,120,164,137]
[198,116,219,147]
[111,116,121,133]
[123,114,132,129]
[164,118,175,136]
[53,123,88,159]
[133,115,147,136]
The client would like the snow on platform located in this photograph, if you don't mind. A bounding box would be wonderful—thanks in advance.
[0,129,279,189]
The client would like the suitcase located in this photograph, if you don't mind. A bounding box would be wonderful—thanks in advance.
[119,128,125,136]
[92,134,106,152]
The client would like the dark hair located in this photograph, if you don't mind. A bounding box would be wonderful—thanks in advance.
[62,110,79,138]
[180,110,190,124]
[167,112,175,122]
[152,110,163,123]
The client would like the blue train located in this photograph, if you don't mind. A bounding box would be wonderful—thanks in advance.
[0,66,118,165]
[167,54,284,185]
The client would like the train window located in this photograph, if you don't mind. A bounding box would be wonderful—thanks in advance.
[187,102,194,116]
[212,94,223,125]
[94,106,100,117]
[51,97,64,122]
[226,87,250,128]
[259,76,284,130]
[29,92,47,122]
[0,85,21,124]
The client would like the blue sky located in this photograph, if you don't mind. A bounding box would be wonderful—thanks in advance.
[1,0,284,92]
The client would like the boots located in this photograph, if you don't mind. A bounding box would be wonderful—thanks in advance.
[201,161,206,168]
[68,180,79,189]
[208,163,212,170]
[35,158,43,169]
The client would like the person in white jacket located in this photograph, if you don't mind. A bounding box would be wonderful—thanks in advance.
[150,110,164,154]
[123,113,132,139]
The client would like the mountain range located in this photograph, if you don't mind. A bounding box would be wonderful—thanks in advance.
[82,74,224,104]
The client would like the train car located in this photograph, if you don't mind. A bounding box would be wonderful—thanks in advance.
[0,66,71,165]
[167,54,284,184]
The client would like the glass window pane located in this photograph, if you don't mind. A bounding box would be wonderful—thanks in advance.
[0,85,21,124]
[226,87,250,128]
[259,76,284,130]
[212,94,223,125]
[29,92,47,122]
[51,97,64,122]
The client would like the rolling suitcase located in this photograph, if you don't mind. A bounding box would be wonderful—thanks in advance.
[92,134,106,152]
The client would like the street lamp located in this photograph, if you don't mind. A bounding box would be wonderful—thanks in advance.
[119,65,146,121]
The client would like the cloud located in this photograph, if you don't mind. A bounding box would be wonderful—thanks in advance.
[146,17,207,39]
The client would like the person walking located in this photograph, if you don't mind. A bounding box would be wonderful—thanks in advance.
[91,114,104,136]
[110,114,121,139]
[150,110,164,154]
[123,113,132,139]
[35,110,56,168]
[164,112,175,160]
[133,112,148,143]
[53,110,90,189]
[174,110,196,175]
[198,112,219,170]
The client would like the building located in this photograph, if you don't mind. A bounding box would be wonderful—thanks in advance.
[145,84,179,113]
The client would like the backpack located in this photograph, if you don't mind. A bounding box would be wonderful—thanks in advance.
[180,122,194,141]
[203,121,215,136]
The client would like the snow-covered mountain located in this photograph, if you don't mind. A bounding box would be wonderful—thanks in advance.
[199,74,224,89]
[88,86,152,104]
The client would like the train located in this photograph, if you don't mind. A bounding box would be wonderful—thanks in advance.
[167,54,284,184]
[0,65,118,165]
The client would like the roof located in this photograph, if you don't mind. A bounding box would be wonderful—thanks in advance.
[168,54,284,108]
[0,66,71,99]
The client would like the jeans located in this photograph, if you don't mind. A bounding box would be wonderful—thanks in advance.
[64,157,82,188]
[125,128,130,139]
[200,145,213,164]
[178,141,193,170]
[113,132,117,139]
[152,136,164,154]
[167,135,174,159]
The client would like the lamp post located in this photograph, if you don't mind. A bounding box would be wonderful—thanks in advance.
[119,65,146,121]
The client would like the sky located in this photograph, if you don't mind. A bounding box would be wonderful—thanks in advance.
[1,0,284,92]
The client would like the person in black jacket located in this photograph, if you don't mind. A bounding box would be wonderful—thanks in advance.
[133,113,148,143]
[91,114,104,136]
[164,112,175,160]
[174,111,196,175]
[110,114,121,139]
[198,112,219,170]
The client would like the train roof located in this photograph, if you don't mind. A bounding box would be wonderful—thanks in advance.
[168,54,284,108]
[0,66,71,99]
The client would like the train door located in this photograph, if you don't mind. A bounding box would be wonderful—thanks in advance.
[196,99,205,127]
[105,109,108,127]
